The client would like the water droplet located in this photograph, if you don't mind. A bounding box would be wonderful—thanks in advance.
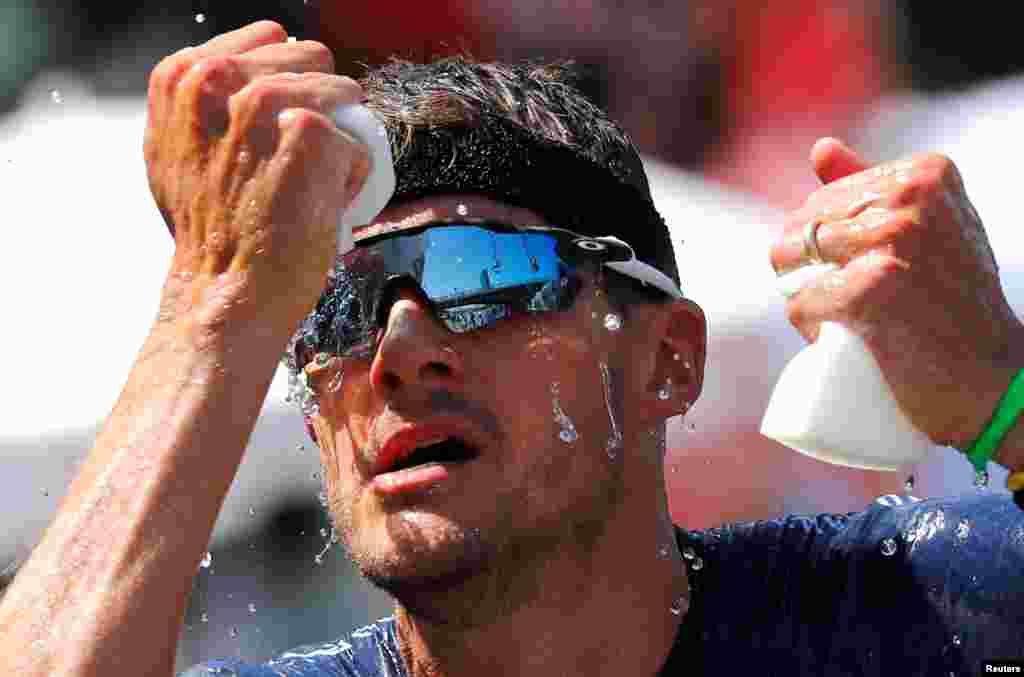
[296,443,305,452]
[313,531,333,565]
[50,90,62,104]
[200,612,209,623]
[247,507,256,517]
[690,556,704,571]
[974,469,989,489]
[200,551,212,569]
[682,546,695,560]
[248,603,256,614]
[904,475,915,492]
[603,313,622,332]
[456,204,469,216]
[673,353,681,361]
[40,488,49,497]
[880,538,898,556]
[658,545,670,558]
[598,363,623,457]
[195,13,206,23]
[550,382,578,444]
[319,528,328,538]
[952,634,962,647]
[956,518,970,543]
[669,594,688,616]
[657,382,672,401]
[228,626,238,638]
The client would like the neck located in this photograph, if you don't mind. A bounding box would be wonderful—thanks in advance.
[392,459,688,677]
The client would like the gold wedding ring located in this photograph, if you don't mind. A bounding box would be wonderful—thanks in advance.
[803,218,825,264]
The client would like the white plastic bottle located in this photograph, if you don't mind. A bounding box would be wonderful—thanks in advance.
[332,104,396,253]
[760,264,934,471]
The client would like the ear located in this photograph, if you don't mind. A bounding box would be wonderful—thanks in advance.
[652,298,706,410]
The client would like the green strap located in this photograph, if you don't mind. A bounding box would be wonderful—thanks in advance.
[965,367,1024,473]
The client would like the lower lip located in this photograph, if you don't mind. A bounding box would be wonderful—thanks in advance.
[371,462,462,495]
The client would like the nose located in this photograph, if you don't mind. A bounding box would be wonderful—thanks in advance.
[369,285,465,397]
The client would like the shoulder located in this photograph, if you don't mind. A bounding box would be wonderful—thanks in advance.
[178,617,405,677]
[679,491,1022,562]
[674,492,1024,664]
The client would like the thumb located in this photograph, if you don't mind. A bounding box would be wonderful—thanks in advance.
[810,137,871,184]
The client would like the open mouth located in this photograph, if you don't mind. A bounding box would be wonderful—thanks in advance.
[389,437,479,473]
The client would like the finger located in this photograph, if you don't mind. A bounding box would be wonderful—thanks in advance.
[193,20,289,59]
[233,40,336,80]
[811,137,871,185]
[226,72,364,152]
[147,22,288,147]
[770,204,921,274]
[233,108,369,268]
[784,251,909,342]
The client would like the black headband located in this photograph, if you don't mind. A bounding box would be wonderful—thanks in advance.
[385,113,671,275]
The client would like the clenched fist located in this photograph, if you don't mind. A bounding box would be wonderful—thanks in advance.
[770,138,1024,450]
[144,21,369,334]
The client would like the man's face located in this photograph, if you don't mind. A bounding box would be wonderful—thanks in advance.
[304,194,695,605]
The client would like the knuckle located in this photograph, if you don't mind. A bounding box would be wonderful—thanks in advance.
[285,109,334,136]
[254,20,289,42]
[150,51,196,98]
[236,79,284,119]
[335,75,366,102]
[302,40,336,72]
[882,209,925,241]
[189,55,240,90]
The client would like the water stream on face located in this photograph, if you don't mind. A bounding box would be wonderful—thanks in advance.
[598,362,623,459]
[657,379,673,401]
[314,527,337,566]
[550,382,578,443]
[327,364,345,394]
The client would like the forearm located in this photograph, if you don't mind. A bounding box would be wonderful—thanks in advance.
[0,278,293,676]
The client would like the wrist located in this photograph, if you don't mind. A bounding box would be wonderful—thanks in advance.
[156,268,310,354]
[962,356,1024,475]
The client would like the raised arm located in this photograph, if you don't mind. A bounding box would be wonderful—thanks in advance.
[0,21,367,676]
[770,138,1024,477]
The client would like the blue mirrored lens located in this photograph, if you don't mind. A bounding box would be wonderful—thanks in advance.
[294,226,583,363]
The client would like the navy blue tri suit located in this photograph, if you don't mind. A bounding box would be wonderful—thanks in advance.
[181,492,1024,676]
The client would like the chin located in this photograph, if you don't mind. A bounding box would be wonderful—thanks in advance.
[345,509,494,596]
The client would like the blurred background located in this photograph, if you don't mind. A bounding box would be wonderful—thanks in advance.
[4,0,1024,671]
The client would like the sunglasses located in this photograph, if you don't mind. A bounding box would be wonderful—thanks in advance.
[292,218,683,367]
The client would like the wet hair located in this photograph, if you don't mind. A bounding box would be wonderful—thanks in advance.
[359,56,680,294]
[286,57,681,381]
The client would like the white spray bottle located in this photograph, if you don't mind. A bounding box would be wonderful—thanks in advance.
[331,104,397,252]
[760,263,935,471]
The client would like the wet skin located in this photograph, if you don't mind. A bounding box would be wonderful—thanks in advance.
[302,194,705,634]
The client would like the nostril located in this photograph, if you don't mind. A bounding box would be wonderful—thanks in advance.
[423,361,453,378]
[379,371,400,392]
